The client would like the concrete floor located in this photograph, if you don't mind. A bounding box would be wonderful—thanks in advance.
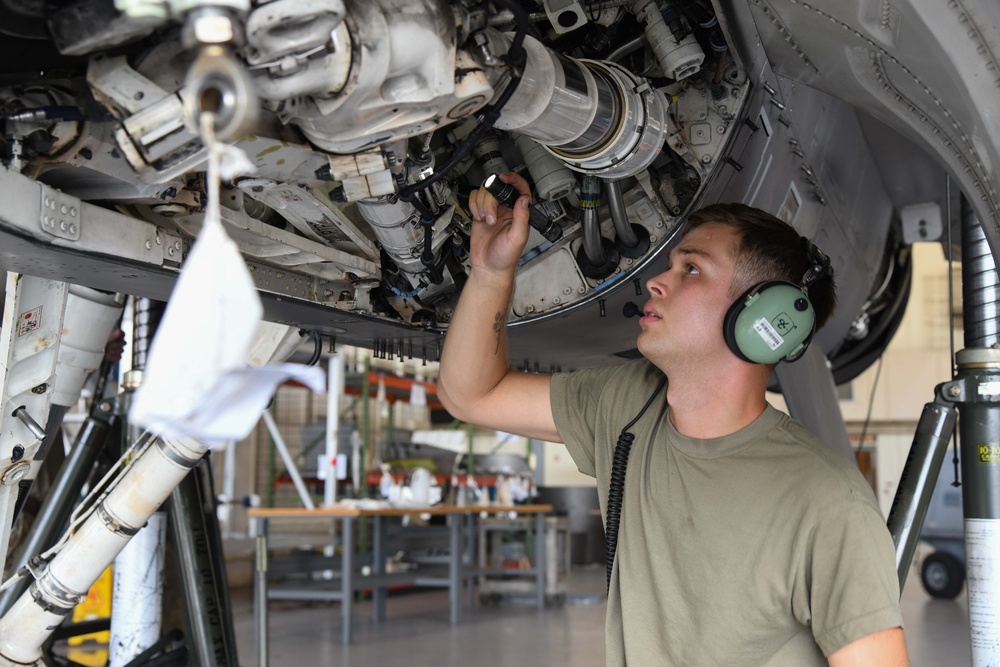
[232,546,973,667]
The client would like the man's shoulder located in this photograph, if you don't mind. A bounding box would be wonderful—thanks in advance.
[764,411,879,506]
[558,357,660,383]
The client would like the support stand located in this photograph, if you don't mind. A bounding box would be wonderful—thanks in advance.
[168,457,240,667]
[887,197,1000,663]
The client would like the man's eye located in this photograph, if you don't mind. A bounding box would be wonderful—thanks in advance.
[686,264,699,274]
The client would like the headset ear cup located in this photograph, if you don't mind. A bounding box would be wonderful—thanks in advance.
[724,287,754,363]
[724,281,816,364]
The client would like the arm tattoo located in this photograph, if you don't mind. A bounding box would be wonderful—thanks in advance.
[492,311,503,355]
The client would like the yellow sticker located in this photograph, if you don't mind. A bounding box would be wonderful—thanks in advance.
[978,444,1000,464]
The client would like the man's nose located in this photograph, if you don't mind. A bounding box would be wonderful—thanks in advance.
[646,271,670,298]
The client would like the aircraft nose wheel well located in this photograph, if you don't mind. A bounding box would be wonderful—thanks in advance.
[920,551,965,599]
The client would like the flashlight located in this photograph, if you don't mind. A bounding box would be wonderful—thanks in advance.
[483,174,563,243]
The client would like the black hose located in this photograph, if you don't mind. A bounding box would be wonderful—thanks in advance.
[605,376,667,590]
[397,0,529,201]
[305,330,322,366]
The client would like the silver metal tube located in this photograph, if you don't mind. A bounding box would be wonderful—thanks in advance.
[325,355,343,507]
[491,32,669,179]
[886,397,957,592]
[11,407,45,441]
[604,179,640,249]
[262,411,315,510]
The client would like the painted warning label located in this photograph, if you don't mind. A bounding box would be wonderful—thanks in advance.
[16,306,42,337]
[965,519,1000,665]
[753,317,784,350]
[978,444,1000,464]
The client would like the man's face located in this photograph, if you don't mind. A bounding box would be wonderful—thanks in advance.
[637,222,740,365]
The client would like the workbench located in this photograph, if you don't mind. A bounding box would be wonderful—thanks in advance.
[248,504,552,664]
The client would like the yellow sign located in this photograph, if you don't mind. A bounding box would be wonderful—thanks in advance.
[68,566,111,666]
[978,444,1000,464]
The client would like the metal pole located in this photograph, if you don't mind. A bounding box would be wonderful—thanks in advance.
[254,517,269,667]
[886,395,957,591]
[325,355,342,506]
[261,411,315,509]
[360,358,370,498]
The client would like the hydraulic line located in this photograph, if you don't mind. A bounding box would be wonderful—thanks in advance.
[581,175,607,266]
[604,179,640,249]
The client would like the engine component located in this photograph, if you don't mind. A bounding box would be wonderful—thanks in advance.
[515,135,576,201]
[630,0,705,81]
[490,33,671,179]
[284,0,494,154]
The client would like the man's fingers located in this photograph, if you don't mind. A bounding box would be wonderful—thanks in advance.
[499,171,531,200]
[471,172,528,225]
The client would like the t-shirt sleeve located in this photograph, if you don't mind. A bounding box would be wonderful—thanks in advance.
[549,370,602,477]
[550,364,627,478]
[796,493,904,656]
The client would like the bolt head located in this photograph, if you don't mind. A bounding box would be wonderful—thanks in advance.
[2,462,31,485]
[948,385,961,397]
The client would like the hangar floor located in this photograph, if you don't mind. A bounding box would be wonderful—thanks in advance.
[230,544,972,666]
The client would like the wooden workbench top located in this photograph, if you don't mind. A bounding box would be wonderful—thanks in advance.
[247,504,554,518]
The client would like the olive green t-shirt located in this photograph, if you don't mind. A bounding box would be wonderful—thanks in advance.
[550,359,902,666]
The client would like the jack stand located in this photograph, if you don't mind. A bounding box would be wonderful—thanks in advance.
[888,197,1000,663]
[168,457,240,667]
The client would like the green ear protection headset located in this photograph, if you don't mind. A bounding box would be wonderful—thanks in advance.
[723,238,832,364]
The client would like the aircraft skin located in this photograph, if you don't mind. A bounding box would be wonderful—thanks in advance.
[0,0,997,664]
[0,0,965,377]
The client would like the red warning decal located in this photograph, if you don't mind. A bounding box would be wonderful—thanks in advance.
[16,306,42,337]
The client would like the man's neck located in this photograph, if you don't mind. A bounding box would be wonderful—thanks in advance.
[661,360,769,439]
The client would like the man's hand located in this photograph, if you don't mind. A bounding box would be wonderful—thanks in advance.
[438,171,561,443]
[466,172,532,278]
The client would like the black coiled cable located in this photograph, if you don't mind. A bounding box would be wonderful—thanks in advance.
[605,376,667,591]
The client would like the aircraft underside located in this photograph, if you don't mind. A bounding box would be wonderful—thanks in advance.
[0,0,998,664]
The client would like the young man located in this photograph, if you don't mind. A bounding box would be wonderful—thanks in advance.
[438,172,907,666]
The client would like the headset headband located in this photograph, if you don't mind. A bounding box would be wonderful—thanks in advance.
[798,237,832,291]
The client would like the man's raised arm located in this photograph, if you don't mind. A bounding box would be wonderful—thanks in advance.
[437,172,562,443]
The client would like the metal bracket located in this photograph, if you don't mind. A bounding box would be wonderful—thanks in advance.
[39,184,82,241]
